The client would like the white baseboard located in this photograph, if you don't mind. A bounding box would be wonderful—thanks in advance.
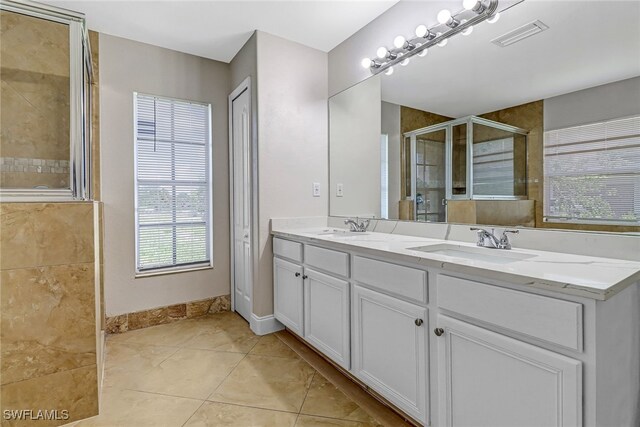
[250,313,285,336]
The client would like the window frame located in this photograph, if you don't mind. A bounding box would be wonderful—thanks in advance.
[543,114,640,227]
[133,92,214,276]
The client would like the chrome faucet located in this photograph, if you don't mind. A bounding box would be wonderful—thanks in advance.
[344,217,370,232]
[470,227,519,250]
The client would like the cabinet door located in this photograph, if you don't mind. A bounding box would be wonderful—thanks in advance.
[352,285,428,423]
[436,315,582,427]
[304,268,350,369]
[273,257,304,336]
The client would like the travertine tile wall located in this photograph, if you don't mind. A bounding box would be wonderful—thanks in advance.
[0,203,99,426]
[0,11,71,190]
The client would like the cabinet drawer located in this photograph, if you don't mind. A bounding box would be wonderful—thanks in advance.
[353,256,427,303]
[437,275,583,351]
[273,237,303,262]
[304,245,349,277]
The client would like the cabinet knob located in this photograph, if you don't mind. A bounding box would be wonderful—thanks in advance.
[302,275,308,280]
[434,327,444,337]
[295,272,301,277]
[415,319,424,326]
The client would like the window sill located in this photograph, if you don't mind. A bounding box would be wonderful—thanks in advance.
[135,263,213,279]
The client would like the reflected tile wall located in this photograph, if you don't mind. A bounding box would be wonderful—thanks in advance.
[0,203,98,425]
[0,11,71,189]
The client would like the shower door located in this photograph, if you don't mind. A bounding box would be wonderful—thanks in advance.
[412,129,447,222]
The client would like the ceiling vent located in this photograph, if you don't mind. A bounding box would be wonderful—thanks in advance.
[491,20,549,47]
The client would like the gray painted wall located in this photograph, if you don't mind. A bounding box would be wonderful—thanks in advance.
[99,34,232,316]
[254,32,329,316]
[329,75,381,218]
[544,76,640,130]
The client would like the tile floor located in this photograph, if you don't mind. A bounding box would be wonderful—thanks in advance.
[70,312,385,426]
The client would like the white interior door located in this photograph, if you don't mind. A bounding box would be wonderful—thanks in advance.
[231,86,252,321]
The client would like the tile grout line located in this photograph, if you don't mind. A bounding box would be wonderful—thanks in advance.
[198,399,302,416]
[205,338,257,399]
[296,371,316,417]
[180,400,207,427]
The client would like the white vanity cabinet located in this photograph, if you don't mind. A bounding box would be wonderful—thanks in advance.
[272,232,640,427]
[273,238,351,368]
[304,268,350,369]
[436,315,582,427]
[273,257,304,336]
[352,284,428,423]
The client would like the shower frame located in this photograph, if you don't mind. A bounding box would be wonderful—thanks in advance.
[0,0,93,201]
[404,115,529,220]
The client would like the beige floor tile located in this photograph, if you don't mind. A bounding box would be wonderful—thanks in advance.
[102,341,178,390]
[132,348,245,399]
[208,354,316,413]
[250,334,300,359]
[295,415,374,427]
[300,375,381,425]
[183,324,260,353]
[184,401,298,427]
[74,387,202,427]
[118,320,206,347]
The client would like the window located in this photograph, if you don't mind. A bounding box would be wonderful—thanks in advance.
[544,115,640,225]
[473,138,515,196]
[134,93,212,273]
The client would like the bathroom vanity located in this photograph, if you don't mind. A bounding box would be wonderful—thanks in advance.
[271,225,640,427]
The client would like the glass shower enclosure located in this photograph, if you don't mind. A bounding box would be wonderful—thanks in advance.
[405,116,528,222]
[0,0,93,201]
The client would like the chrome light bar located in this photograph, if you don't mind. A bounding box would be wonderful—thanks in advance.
[362,0,500,75]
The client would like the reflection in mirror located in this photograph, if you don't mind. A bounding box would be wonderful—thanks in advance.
[329,0,640,232]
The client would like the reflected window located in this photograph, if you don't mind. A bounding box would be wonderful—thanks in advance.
[544,115,640,225]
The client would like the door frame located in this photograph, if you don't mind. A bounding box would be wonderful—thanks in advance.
[228,77,258,319]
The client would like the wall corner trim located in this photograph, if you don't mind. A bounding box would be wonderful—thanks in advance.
[250,313,285,336]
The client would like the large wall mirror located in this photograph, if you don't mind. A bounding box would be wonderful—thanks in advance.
[329,0,640,232]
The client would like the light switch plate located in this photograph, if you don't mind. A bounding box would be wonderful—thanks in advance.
[336,183,344,197]
[312,182,321,197]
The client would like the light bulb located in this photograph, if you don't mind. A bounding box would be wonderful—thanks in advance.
[437,9,452,24]
[418,48,428,57]
[436,33,448,47]
[385,66,394,76]
[487,12,500,23]
[394,35,406,49]
[376,46,388,59]
[463,0,479,11]
[460,20,473,35]
[401,58,410,66]
[415,24,427,38]
[361,58,373,68]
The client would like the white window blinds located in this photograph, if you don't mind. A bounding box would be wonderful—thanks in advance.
[134,93,212,272]
[543,115,640,225]
[473,137,515,196]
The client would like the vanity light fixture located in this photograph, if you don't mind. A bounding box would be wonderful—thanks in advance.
[360,0,500,74]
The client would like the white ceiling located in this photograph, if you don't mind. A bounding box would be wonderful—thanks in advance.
[45,0,398,62]
[380,0,640,118]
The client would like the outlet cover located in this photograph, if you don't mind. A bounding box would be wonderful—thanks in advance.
[312,182,321,197]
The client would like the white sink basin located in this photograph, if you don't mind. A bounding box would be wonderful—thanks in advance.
[408,243,535,264]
